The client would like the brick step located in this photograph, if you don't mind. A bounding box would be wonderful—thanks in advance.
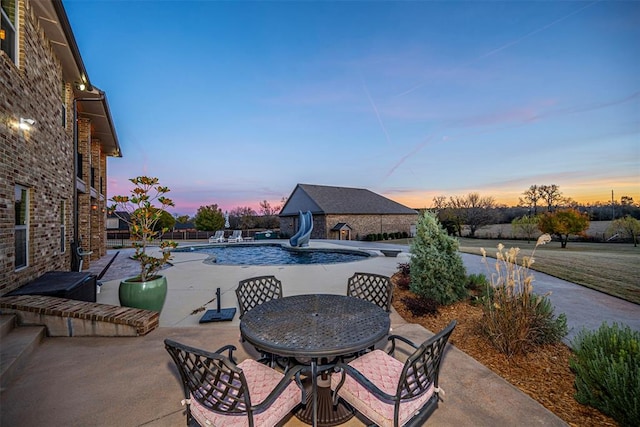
[0,315,45,390]
[0,295,159,337]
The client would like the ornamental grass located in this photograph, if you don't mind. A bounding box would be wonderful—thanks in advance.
[480,233,567,357]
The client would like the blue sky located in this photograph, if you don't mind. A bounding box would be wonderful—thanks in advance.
[63,0,639,216]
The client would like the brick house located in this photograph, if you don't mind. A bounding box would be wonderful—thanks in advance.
[279,184,418,240]
[0,0,121,295]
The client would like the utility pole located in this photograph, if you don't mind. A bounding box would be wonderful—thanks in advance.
[611,190,615,220]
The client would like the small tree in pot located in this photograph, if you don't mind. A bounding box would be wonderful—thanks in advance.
[109,176,178,311]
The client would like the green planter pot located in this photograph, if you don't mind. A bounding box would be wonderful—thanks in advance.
[119,275,167,312]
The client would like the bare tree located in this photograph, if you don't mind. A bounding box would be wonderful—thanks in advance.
[431,196,457,235]
[229,206,257,229]
[447,195,468,237]
[258,200,278,216]
[432,195,448,211]
[539,184,563,212]
[465,193,496,237]
[258,200,280,229]
[519,185,542,215]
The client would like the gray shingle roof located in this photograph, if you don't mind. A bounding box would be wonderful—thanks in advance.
[280,184,417,216]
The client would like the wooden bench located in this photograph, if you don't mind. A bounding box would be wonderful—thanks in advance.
[0,295,159,337]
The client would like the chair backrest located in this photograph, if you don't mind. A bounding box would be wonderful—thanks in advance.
[236,275,283,317]
[397,320,456,401]
[232,230,242,238]
[215,230,223,238]
[347,272,393,312]
[164,339,252,418]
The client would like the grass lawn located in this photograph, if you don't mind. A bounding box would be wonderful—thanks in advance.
[386,238,640,305]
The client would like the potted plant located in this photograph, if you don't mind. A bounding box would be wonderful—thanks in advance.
[108,176,178,312]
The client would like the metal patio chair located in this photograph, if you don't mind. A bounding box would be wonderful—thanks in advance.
[236,275,284,366]
[347,272,393,312]
[331,320,457,427]
[236,275,283,318]
[164,339,305,427]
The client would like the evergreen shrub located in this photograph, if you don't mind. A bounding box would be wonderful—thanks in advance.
[409,211,467,305]
[570,322,640,427]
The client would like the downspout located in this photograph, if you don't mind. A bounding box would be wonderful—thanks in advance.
[72,91,105,270]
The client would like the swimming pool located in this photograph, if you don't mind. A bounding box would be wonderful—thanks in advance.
[177,244,370,265]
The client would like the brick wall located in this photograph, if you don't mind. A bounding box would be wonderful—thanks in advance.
[324,214,417,240]
[0,2,104,295]
[279,213,417,240]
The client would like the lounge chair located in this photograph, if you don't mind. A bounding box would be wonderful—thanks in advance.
[228,230,243,243]
[208,230,225,243]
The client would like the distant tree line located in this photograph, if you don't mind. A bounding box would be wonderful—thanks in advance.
[175,198,287,232]
[432,185,638,233]
[430,185,640,246]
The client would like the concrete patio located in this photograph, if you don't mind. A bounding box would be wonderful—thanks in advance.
[1,240,600,426]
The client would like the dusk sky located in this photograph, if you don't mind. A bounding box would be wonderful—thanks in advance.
[63,0,639,216]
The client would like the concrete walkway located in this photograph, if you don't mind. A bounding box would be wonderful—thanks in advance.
[5,238,633,426]
[458,253,640,344]
[335,240,640,343]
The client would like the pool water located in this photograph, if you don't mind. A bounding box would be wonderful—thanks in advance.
[180,244,369,265]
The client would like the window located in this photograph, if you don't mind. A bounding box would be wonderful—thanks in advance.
[106,218,119,229]
[15,185,28,270]
[60,200,66,253]
[1,0,17,63]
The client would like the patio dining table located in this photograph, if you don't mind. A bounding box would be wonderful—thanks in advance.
[239,293,391,427]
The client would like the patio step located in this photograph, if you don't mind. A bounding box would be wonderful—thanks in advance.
[0,295,159,337]
[0,314,45,390]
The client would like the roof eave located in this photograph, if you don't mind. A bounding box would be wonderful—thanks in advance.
[32,1,121,158]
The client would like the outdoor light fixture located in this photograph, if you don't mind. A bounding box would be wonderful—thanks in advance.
[75,82,86,91]
[19,117,35,130]
[91,203,98,211]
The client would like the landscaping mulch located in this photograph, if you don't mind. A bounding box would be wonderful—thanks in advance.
[391,284,617,427]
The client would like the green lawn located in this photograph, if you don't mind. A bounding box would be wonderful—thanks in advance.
[385,238,640,305]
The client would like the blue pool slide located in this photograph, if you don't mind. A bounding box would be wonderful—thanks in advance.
[289,211,313,247]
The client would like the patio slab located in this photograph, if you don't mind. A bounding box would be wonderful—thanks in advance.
[0,240,569,426]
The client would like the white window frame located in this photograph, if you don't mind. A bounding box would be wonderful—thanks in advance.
[15,184,29,270]
[1,0,19,65]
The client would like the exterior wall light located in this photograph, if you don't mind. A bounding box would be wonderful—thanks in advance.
[19,117,35,130]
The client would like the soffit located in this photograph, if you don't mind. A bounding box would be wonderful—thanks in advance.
[30,1,122,157]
